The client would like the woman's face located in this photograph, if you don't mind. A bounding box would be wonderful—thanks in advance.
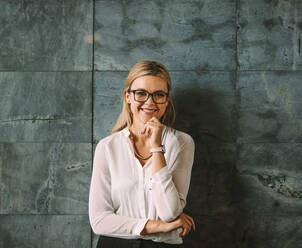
[126,75,169,125]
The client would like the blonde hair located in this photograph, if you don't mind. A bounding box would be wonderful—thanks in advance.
[111,60,176,133]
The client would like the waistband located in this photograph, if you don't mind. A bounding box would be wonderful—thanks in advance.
[97,235,184,248]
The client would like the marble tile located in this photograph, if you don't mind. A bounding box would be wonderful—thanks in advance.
[238,0,302,70]
[94,0,236,70]
[0,72,92,142]
[172,71,236,143]
[0,215,91,248]
[235,214,302,248]
[0,0,93,71]
[232,173,302,216]
[185,214,302,248]
[237,71,302,143]
[94,72,127,142]
[233,143,302,215]
[183,214,239,248]
[0,143,91,214]
[186,142,236,216]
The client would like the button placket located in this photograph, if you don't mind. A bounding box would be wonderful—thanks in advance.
[149,176,152,190]
[138,168,146,216]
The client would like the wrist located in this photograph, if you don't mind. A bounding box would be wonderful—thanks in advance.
[141,220,167,235]
[150,143,162,149]
[158,220,169,233]
[150,144,165,154]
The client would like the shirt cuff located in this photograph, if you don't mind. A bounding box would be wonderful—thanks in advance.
[134,218,149,236]
[151,166,171,182]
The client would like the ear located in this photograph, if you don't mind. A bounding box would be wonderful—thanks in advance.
[125,91,131,103]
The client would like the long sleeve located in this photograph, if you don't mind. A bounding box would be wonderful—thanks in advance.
[150,135,195,222]
[88,141,148,237]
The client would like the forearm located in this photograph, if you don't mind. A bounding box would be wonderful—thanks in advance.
[150,152,184,221]
[140,220,167,235]
[151,151,166,175]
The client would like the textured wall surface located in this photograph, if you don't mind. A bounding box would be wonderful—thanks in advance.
[1,0,302,247]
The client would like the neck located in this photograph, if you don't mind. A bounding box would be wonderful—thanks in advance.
[129,120,147,143]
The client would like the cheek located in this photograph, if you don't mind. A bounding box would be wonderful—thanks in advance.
[158,105,167,116]
[130,102,142,112]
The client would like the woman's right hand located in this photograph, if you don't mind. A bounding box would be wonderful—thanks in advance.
[163,213,196,237]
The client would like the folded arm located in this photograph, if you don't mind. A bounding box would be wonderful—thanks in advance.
[150,136,195,222]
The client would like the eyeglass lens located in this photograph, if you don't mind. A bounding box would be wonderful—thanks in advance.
[134,90,167,103]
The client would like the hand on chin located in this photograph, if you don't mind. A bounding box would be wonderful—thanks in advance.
[140,112,157,124]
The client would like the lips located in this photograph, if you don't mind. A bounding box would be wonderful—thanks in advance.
[140,108,158,113]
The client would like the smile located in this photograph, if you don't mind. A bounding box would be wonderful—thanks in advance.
[140,108,158,113]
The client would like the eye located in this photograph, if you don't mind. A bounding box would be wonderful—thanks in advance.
[136,90,147,96]
[154,91,166,98]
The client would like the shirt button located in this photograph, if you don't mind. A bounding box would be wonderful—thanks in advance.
[150,178,152,181]
[149,188,152,190]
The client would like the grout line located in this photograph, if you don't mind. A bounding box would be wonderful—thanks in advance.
[0,213,89,216]
[0,70,93,72]
[233,0,240,197]
[1,69,302,73]
[91,0,96,247]
[1,139,301,144]
[0,141,301,144]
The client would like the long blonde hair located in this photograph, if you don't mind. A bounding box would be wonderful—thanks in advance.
[111,60,176,133]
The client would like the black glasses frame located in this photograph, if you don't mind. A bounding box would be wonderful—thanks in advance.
[128,89,169,104]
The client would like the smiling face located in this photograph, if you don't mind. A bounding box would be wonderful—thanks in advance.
[126,75,169,125]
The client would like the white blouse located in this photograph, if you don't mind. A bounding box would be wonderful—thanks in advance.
[88,125,195,244]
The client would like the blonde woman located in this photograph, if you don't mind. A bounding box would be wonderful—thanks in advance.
[89,60,195,248]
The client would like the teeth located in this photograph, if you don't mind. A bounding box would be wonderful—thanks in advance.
[142,109,156,112]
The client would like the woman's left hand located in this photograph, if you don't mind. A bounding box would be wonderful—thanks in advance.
[141,117,164,148]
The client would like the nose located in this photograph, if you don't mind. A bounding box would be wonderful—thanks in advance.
[145,94,156,105]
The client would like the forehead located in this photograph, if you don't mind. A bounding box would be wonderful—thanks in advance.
[131,75,168,92]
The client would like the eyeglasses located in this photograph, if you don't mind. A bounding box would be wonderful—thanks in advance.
[128,89,169,104]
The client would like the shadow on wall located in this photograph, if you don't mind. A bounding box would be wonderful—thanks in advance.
[172,85,247,247]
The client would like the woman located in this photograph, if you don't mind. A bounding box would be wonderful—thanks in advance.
[89,60,195,248]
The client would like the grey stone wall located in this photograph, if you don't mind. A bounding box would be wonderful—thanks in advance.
[0,0,301,247]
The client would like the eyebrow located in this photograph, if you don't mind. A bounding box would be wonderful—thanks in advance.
[133,88,168,93]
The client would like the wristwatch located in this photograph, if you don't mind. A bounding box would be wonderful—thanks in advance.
[150,145,166,154]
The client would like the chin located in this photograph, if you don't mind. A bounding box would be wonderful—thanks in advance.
[140,116,153,123]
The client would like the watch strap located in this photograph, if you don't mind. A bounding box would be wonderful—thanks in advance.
[150,145,165,154]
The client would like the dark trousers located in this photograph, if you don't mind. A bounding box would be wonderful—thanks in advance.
[97,235,185,248]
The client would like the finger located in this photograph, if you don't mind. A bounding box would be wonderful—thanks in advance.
[144,122,160,134]
[186,215,195,231]
[191,218,196,231]
[150,116,160,123]
[141,125,146,134]
[183,216,192,226]
[186,224,192,236]
[182,220,192,236]
[181,213,195,231]
[179,227,185,237]
[181,225,191,237]
[147,119,160,126]
[179,220,190,237]
[146,121,157,127]
[143,126,149,136]
[184,222,192,236]
[143,123,154,134]
[146,122,163,130]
